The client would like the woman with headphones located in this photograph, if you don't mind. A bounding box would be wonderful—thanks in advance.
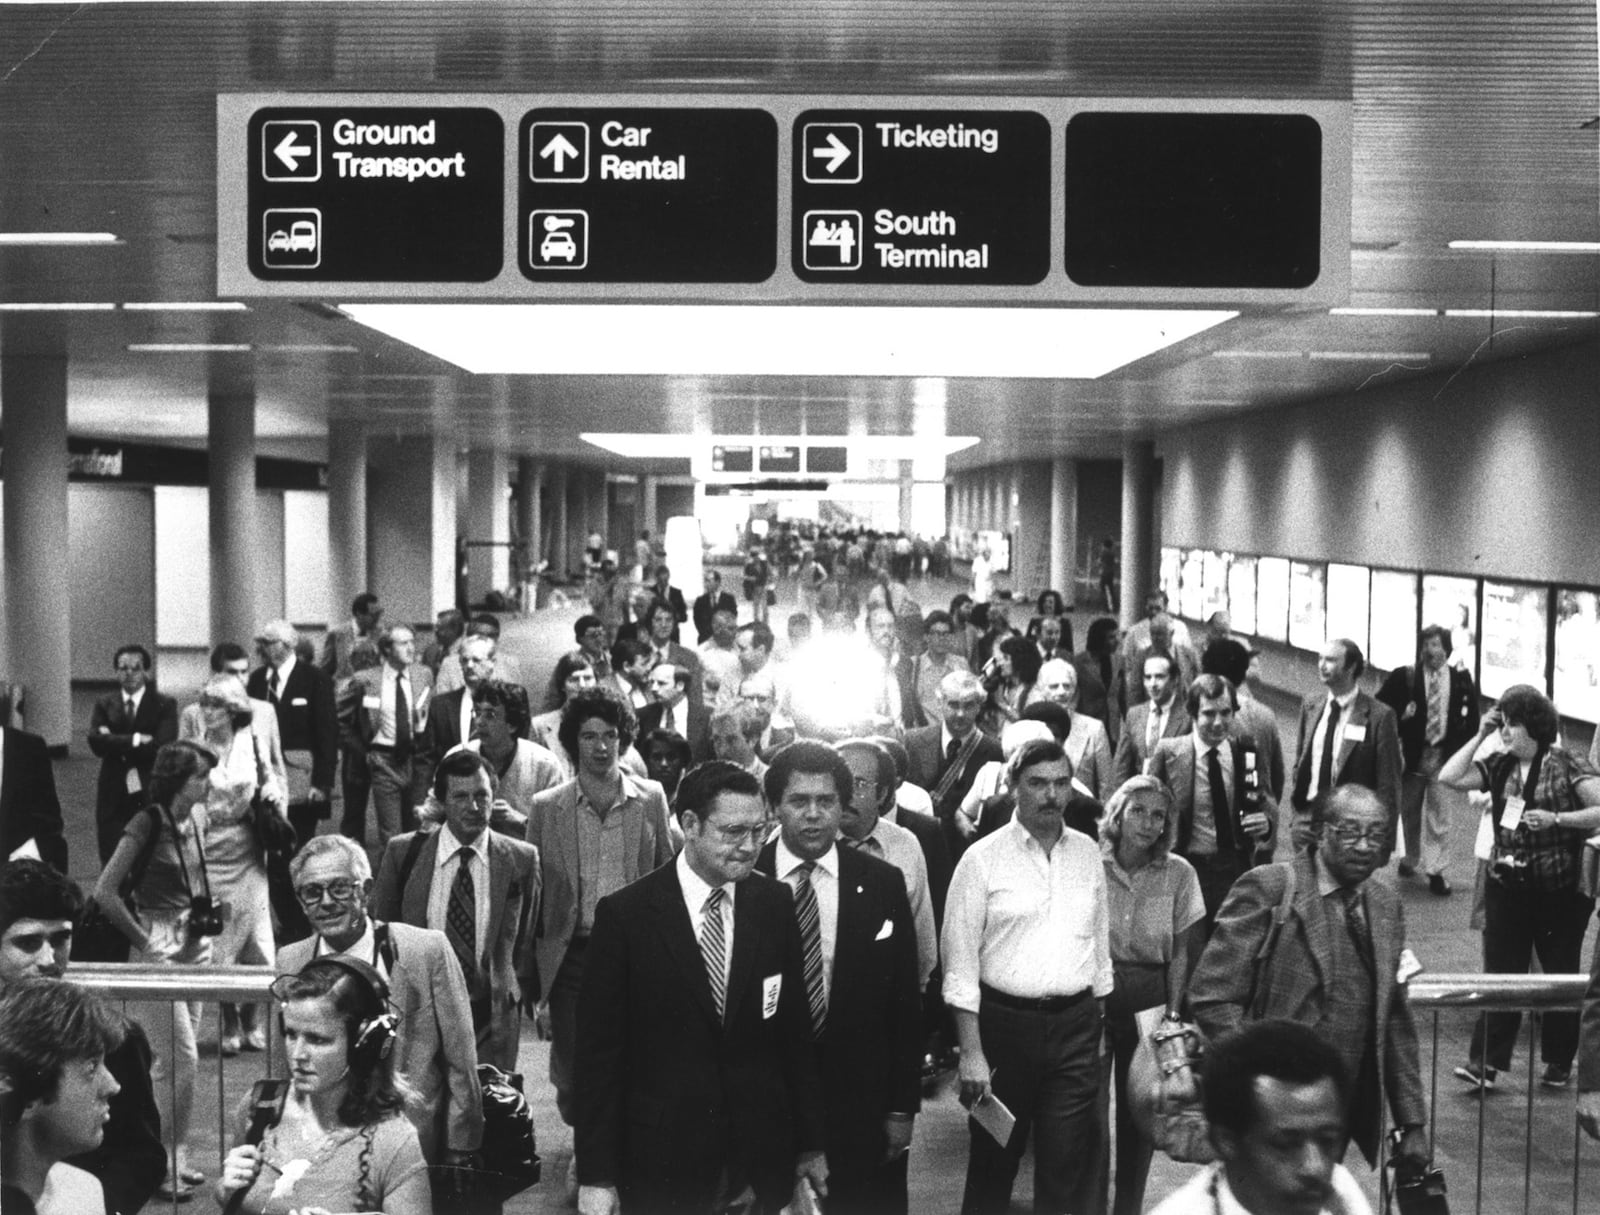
[217,957,428,1215]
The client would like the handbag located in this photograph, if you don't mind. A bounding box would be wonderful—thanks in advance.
[71,804,162,964]
[432,1065,541,1204]
[248,728,299,864]
[1128,1009,1214,1164]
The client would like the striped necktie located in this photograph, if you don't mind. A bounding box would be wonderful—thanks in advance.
[446,849,477,988]
[793,861,827,1035]
[700,888,727,1021]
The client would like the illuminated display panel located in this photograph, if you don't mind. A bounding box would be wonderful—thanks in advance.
[711,444,753,473]
[1326,563,1371,656]
[1179,549,1206,619]
[1480,580,1547,700]
[1422,575,1479,681]
[1369,569,1420,672]
[1256,557,1291,643]
[1160,547,1182,608]
[1201,551,1230,621]
[1288,561,1327,652]
[1228,555,1258,636]
[1554,589,1600,724]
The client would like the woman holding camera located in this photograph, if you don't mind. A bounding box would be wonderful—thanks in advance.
[978,634,1041,737]
[217,958,428,1215]
[93,738,222,1200]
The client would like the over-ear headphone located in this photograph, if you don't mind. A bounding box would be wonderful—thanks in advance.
[295,955,399,1071]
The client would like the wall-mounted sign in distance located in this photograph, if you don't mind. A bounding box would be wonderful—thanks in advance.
[520,108,777,282]
[246,107,503,281]
[792,109,1051,285]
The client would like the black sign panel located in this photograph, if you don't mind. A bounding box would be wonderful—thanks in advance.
[1064,113,1322,288]
[791,110,1050,285]
[246,107,503,282]
[520,108,777,282]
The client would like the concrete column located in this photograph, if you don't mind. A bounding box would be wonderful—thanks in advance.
[897,460,915,534]
[590,472,611,556]
[433,440,460,615]
[466,448,510,601]
[1,348,70,746]
[517,458,542,578]
[1120,440,1156,631]
[326,417,367,622]
[1050,457,1078,605]
[641,474,659,541]
[367,435,459,622]
[550,465,570,579]
[209,362,258,649]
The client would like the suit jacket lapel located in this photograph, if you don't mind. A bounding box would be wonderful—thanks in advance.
[486,833,515,951]
[405,832,441,926]
[832,851,867,1024]
[1335,696,1370,779]
[724,880,763,1028]
[652,868,721,1027]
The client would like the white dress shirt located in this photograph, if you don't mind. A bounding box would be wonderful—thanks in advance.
[677,851,734,977]
[941,818,1113,1013]
[774,839,840,996]
[427,824,491,961]
[1307,688,1360,801]
[1188,733,1237,856]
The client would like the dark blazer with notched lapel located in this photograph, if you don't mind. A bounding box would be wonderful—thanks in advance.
[1375,662,1481,773]
[575,862,826,1214]
[1145,733,1278,865]
[247,659,339,800]
[87,688,179,858]
[0,727,66,872]
[755,843,922,1191]
[1290,690,1404,823]
[635,699,714,764]
[903,726,1002,822]
[1111,698,1190,789]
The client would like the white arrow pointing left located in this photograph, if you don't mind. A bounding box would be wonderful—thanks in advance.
[274,131,313,173]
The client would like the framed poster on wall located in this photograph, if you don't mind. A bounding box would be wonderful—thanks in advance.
[1369,569,1420,672]
[1201,551,1230,621]
[1554,589,1600,724]
[1228,555,1258,636]
[1479,580,1548,699]
[1179,549,1206,620]
[1256,556,1291,643]
[1326,563,1372,657]
[1160,547,1181,608]
[1422,574,1480,681]
[1288,561,1328,652]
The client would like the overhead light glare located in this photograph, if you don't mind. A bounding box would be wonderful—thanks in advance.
[0,302,117,312]
[1329,307,1441,317]
[582,433,981,459]
[1447,240,1600,253]
[122,301,249,312]
[1212,349,1430,361]
[1444,309,1599,319]
[258,343,359,353]
[127,343,252,353]
[0,232,121,246]
[340,304,1236,379]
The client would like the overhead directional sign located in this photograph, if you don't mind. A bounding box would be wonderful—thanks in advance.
[519,108,777,282]
[792,109,1051,285]
[246,106,503,282]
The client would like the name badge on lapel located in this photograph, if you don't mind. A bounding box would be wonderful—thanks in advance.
[762,974,782,1019]
[1344,725,1366,743]
[291,697,308,707]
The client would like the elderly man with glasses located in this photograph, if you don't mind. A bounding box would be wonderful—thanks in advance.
[274,834,484,1169]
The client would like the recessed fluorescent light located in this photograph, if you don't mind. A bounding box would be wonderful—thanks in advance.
[1307,351,1430,362]
[1447,240,1600,253]
[257,343,359,353]
[1329,307,1442,317]
[127,343,252,353]
[340,304,1237,379]
[122,302,249,312]
[0,232,121,246]
[1211,350,1306,359]
[581,433,981,459]
[1444,309,1600,319]
[0,302,117,312]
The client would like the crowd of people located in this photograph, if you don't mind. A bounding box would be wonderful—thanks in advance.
[2,545,1600,1215]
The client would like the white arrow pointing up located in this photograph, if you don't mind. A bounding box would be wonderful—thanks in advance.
[274,130,313,173]
[811,133,852,174]
[541,133,581,173]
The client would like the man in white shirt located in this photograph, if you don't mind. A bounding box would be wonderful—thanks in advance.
[698,606,743,707]
[1149,1019,1372,1215]
[942,737,1112,1215]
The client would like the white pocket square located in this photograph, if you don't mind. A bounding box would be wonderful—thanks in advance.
[874,920,894,941]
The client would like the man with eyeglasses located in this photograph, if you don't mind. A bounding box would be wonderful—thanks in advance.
[88,644,178,863]
[904,671,1003,855]
[276,834,483,1169]
[524,686,676,1197]
[1189,785,1429,1177]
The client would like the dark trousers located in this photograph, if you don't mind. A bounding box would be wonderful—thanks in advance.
[1100,963,1167,1215]
[1470,880,1594,1070]
[826,1147,909,1215]
[961,993,1102,1215]
[1184,851,1248,936]
[549,937,588,1126]
[338,744,371,842]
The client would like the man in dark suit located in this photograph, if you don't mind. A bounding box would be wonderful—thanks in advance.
[1146,675,1278,927]
[249,619,339,942]
[692,568,738,644]
[641,600,705,711]
[86,644,178,863]
[1376,625,1480,895]
[319,590,383,681]
[1111,652,1189,789]
[648,565,689,642]
[337,623,434,850]
[575,761,828,1215]
[372,748,540,1072]
[904,671,1002,855]
[1289,639,1404,860]
[636,661,713,762]
[413,632,496,799]
[755,743,923,1215]
[1188,785,1429,1173]
[0,722,66,873]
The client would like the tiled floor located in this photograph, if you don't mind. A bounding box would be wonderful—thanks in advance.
[60,570,1600,1213]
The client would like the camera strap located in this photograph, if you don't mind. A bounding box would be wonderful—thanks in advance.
[159,800,216,907]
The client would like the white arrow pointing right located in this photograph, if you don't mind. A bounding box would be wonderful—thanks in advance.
[541,133,581,173]
[811,132,852,174]
[274,131,312,173]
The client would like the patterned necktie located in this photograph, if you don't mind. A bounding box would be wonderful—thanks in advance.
[945,738,960,768]
[1425,671,1445,746]
[1147,704,1162,752]
[1207,747,1238,853]
[446,849,477,987]
[1339,886,1375,975]
[793,861,827,1035]
[1316,700,1343,797]
[394,671,412,754]
[700,888,727,1021]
